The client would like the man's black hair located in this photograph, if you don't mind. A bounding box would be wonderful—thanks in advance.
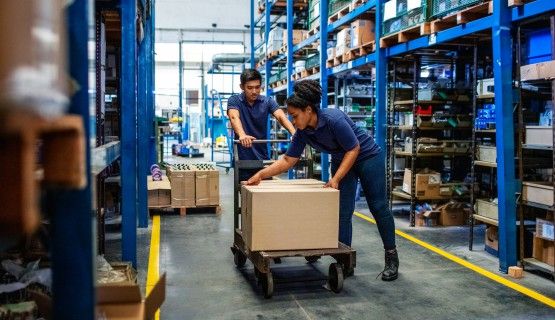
[240,69,262,85]
[285,80,322,111]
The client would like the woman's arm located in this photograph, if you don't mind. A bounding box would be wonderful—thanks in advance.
[245,155,299,185]
[325,144,360,189]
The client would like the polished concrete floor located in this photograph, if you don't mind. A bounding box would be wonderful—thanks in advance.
[106,154,555,319]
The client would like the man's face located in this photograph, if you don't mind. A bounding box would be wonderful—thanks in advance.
[240,80,261,103]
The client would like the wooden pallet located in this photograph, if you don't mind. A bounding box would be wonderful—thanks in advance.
[1,112,86,239]
[508,0,533,6]
[328,5,351,23]
[430,1,492,33]
[259,0,308,13]
[333,53,345,66]
[326,57,335,68]
[350,0,368,11]
[380,22,431,48]
[175,205,221,216]
[266,50,280,59]
[306,26,320,39]
[348,41,375,60]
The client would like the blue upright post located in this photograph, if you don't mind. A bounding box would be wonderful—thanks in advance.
[121,0,138,267]
[320,0,330,182]
[137,4,149,229]
[148,1,157,166]
[286,0,295,179]
[265,0,271,94]
[492,0,517,273]
[50,1,94,318]
[178,41,184,143]
[375,0,387,149]
[250,0,256,68]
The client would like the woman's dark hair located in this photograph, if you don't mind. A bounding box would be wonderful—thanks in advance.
[240,69,262,85]
[285,80,322,111]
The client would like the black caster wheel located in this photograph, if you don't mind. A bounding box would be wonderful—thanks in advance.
[261,271,274,299]
[305,256,320,263]
[234,250,247,268]
[328,263,344,293]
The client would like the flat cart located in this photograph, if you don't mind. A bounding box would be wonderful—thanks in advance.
[229,140,356,298]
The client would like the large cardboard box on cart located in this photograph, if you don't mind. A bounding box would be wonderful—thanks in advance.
[241,183,339,251]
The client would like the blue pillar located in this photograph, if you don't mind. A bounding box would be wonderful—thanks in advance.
[375,0,387,149]
[137,4,149,229]
[320,0,330,182]
[287,0,294,179]
[148,0,157,166]
[492,0,517,273]
[178,41,184,143]
[121,0,138,267]
[50,1,94,318]
[250,0,256,68]
[264,0,271,94]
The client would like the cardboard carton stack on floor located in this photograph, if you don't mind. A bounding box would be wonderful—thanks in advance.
[147,175,171,208]
[166,163,220,208]
[241,179,339,251]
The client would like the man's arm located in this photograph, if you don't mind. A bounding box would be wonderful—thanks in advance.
[227,109,255,148]
[272,109,296,136]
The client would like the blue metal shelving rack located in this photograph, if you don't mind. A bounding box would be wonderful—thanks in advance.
[250,0,555,273]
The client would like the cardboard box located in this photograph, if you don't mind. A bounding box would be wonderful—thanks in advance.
[336,28,351,48]
[508,266,523,279]
[532,235,554,266]
[241,185,339,251]
[351,19,375,47]
[193,166,219,206]
[415,210,439,227]
[96,274,166,320]
[167,167,196,208]
[147,176,171,208]
[485,225,499,252]
[437,202,467,226]
[520,60,555,81]
[522,181,554,207]
[525,126,553,147]
[259,179,324,185]
[402,168,441,198]
[283,29,307,46]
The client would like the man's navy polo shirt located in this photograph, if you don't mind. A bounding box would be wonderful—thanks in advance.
[285,108,380,164]
[227,93,279,160]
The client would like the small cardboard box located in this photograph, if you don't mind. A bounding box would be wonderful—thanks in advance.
[522,181,554,207]
[167,167,196,208]
[96,274,166,320]
[415,210,439,227]
[402,168,441,198]
[283,29,307,46]
[147,176,171,208]
[508,266,523,279]
[485,225,499,252]
[193,165,219,206]
[520,60,555,81]
[438,202,467,226]
[532,235,554,266]
[241,184,339,251]
[350,19,375,47]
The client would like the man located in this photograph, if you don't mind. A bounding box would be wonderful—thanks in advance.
[227,69,295,181]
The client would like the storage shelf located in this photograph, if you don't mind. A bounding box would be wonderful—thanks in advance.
[522,144,553,150]
[392,190,469,201]
[472,214,498,226]
[474,160,497,168]
[328,0,377,33]
[392,125,471,131]
[477,94,495,99]
[393,100,451,105]
[395,151,470,157]
[521,200,554,211]
[522,258,555,274]
[475,129,496,133]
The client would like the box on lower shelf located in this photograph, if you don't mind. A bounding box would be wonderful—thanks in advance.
[522,181,554,207]
[475,199,498,221]
[533,235,554,267]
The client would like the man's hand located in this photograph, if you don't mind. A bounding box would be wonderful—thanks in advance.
[324,178,339,190]
[239,135,256,148]
[245,173,262,186]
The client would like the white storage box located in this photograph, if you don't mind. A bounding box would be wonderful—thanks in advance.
[522,181,554,207]
[477,145,496,163]
[525,126,553,147]
[475,199,498,221]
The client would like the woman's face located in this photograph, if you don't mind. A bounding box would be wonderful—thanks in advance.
[287,105,312,130]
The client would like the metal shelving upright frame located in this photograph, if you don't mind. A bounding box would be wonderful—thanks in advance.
[249,0,555,272]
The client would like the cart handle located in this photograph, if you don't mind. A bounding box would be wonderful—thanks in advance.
[233,139,289,144]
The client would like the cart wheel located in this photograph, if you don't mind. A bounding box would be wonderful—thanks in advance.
[305,256,320,263]
[328,263,344,293]
[254,267,262,283]
[234,251,247,268]
[261,271,274,299]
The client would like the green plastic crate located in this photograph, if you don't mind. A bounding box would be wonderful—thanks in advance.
[306,53,320,68]
[430,0,481,19]
[329,0,351,15]
[382,0,429,36]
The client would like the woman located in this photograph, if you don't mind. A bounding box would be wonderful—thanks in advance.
[246,80,399,281]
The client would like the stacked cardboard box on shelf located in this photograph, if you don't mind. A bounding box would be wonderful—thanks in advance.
[166,163,220,208]
[402,168,441,198]
[350,19,375,47]
[241,179,338,251]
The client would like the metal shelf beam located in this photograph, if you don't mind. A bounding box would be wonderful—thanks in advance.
[512,0,555,22]
[320,0,330,182]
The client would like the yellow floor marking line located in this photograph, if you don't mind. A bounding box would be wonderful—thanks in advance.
[354,211,555,308]
[147,215,161,319]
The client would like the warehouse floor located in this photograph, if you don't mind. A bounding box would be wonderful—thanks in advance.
[106,154,555,319]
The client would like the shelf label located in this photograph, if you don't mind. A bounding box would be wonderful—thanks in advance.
[429,33,437,45]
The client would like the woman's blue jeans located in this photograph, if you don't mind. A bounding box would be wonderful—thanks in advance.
[331,151,396,250]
